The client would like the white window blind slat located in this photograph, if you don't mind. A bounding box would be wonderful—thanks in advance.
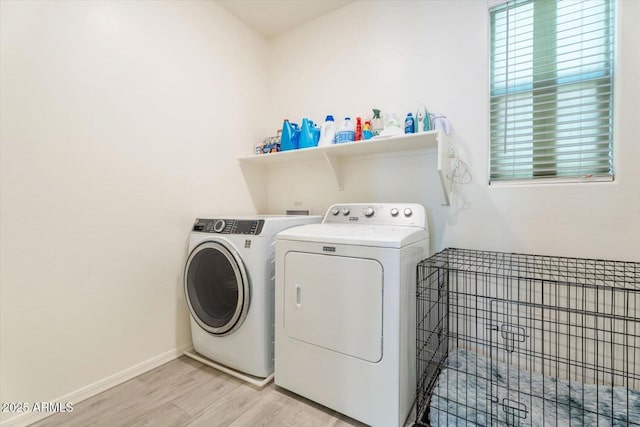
[493,44,614,72]
[489,0,614,182]
[490,133,614,148]
[491,145,613,159]
[491,103,613,122]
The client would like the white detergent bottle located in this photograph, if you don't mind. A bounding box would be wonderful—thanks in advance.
[319,115,336,146]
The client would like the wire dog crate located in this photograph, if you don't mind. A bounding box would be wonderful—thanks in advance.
[416,248,640,426]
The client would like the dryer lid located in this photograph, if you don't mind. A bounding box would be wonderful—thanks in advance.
[275,223,428,248]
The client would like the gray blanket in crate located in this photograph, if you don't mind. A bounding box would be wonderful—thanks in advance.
[429,349,640,426]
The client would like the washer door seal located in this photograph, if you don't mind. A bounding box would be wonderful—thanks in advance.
[184,241,250,336]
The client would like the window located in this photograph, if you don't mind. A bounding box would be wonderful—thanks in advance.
[489,0,615,183]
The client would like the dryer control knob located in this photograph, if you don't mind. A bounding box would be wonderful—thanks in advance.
[341,208,350,216]
[390,208,399,217]
[363,207,375,217]
[213,219,226,233]
[403,208,413,217]
[331,208,340,216]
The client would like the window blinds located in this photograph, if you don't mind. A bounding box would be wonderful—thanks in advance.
[489,0,615,182]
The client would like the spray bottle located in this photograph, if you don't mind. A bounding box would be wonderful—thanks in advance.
[362,121,373,140]
[355,117,363,141]
[371,109,384,137]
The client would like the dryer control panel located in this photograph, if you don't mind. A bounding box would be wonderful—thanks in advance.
[324,203,426,228]
[193,219,265,235]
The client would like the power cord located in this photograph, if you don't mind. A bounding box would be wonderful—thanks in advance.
[447,144,472,194]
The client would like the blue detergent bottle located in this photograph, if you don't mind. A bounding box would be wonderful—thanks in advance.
[281,119,300,151]
[298,118,319,149]
[404,113,415,134]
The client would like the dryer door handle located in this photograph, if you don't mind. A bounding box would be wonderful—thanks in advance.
[295,283,302,308]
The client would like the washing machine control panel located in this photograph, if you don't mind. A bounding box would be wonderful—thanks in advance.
[193,219,265,235]
[323,203,426,228]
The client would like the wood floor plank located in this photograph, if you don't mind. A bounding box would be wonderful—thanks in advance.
[127,402,191,427]
[96,375,204,425]
[331,413,368,427]
[173,367,243,416]
[136,357,203,387]
[276,389,344,427]
[226,384,293,427]
[183,382,269,427]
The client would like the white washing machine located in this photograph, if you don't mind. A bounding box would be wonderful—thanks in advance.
[275,203,429,426]
[183,215,321,386]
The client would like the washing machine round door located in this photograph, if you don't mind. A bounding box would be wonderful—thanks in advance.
[184,241,250,336]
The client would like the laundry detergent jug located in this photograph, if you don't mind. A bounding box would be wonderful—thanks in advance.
[298,118,320,149]
[281,119,300,151]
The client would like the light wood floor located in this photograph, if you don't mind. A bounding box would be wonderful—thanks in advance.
[31,356,417,427]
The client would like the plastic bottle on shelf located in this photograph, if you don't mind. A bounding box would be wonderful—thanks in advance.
[336,117,355,143]
[404,113,415,134]
[362,121,373,140]
[371,109,384,137]
[355,117,363,141]
[281,119,300,151]
[298,118,319,149]
[312,125,320,145]
[318,115,336,146]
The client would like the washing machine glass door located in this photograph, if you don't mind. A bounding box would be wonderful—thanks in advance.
[185,241,250,336]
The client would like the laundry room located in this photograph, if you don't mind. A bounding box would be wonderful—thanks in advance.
[1,1,638,426]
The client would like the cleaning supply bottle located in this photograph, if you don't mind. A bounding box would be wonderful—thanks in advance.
[416,104,430,132]
[336,117,355,143]
[318,115,336,146]
[362,121,373,140]
[312,125,320,145]
[355,117,363,141]
[404,113,415,134]
[280,119,300,151]
[298,118,318,149]
[371,109,384,137]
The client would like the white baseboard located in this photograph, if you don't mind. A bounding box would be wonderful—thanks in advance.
[0,344,193,427]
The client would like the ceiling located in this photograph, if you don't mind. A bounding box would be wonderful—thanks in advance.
[217,0,354,38]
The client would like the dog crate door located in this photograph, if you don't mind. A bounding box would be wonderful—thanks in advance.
[488,299,537,426]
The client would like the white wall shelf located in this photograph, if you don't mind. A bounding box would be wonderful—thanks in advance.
[237,130,451,207]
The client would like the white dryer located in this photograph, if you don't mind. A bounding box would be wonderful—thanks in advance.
[184,215,321,385]
[275,203,429,426]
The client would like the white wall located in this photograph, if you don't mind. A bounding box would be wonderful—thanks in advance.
[0,1,266,424]
[266,0,639,261]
